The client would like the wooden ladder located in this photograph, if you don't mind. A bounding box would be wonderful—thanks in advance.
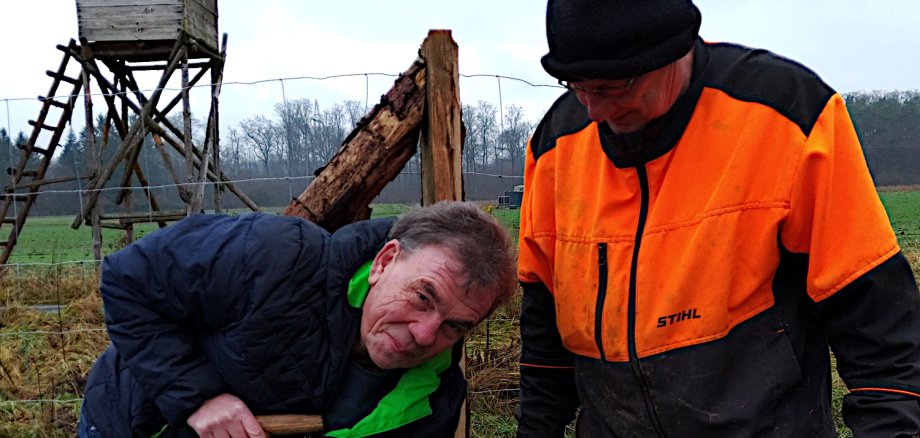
[0,40,86,266]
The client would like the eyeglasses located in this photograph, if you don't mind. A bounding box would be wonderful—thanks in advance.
[558,77,635,98]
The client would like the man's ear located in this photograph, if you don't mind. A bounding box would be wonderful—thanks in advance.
[368,239,400,286]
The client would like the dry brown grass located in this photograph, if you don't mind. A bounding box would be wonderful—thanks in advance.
[0,264,99,305]
[1,288,108,437]
[466,293,523,419]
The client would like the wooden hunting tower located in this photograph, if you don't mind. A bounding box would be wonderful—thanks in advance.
[0,0,258,267]
[76,0,218,61]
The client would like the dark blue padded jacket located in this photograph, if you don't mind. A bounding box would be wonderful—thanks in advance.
[80,213,465,437]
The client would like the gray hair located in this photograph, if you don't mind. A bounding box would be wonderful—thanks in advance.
[388,201,517,317]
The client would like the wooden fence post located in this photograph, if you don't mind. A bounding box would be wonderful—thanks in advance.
[281,29,467,436]
[419,29,467,438]
[420,30,463,204]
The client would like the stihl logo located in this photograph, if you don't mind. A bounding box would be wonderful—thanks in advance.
[656,308,701,328]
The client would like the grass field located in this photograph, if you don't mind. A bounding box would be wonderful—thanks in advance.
[882,191,920,239]
[881,190,920,280]
[6,205,421,265]
[0,192,918,437]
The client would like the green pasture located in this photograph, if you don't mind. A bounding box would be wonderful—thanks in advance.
[881,191,920,280]
[881,191,920,244]
[7,191,917,265]
[7,216,158,264]
[5,205,409,264]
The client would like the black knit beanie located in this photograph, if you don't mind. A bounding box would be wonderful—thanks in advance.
[542,0,702,81]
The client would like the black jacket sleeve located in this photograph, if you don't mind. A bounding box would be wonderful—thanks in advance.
[100,213,317,424]
[515,281,579,437]
[817,252,920,437]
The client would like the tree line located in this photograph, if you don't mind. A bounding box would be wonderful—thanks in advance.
[0,97,535,215]
[845,90,920,186]
[0,89,915,216]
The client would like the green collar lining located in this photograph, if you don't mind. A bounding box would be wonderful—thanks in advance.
[330,260,452,437]
[347,260,373,308]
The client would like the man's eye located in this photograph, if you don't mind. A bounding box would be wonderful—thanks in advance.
[445,322,464,335]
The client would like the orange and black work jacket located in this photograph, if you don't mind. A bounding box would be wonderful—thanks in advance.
[516,39,920,437]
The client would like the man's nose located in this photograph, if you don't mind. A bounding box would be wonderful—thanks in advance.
[408,315,441,347]
[581,94,615,122]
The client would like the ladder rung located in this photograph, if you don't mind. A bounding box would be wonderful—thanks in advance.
[99,222,130,230]
[2,217,16,224]
[38,96,68,109]
[7,168,38,177]
[28,120,57,131]
[99,210,188,222]
[0,193,30,201]
[0,241,8,246]
[17,143,50,156]
[7,173,91,191]
[46,70,80,85]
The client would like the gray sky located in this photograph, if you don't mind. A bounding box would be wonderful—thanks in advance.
[1,0,918,139]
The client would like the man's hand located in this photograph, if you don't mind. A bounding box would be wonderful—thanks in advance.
[187,393,266,438]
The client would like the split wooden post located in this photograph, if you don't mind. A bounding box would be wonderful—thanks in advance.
[419,29,467,438]
[281,60,427,231]
[419,30,463,204]
[278,29,467,436]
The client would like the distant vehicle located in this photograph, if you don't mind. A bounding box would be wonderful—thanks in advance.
[497,185,524,209]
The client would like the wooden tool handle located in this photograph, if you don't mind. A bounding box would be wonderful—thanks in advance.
[256,415,324,435]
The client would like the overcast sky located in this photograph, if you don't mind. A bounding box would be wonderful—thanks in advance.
[1,0,918,139]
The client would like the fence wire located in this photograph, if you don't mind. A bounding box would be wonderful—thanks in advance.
[0,66,539,434]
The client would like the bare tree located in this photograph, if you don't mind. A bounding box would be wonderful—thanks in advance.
[310,104,349,171]
[461,103,479,172]
[343,99,366,127]
[474,100,498,169]
[500,104,532,176]
[239,114,280,176]
[225,127,246,177]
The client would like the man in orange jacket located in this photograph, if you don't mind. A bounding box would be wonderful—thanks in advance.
[515,0,920,436]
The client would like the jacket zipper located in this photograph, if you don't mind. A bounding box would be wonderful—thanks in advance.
[594,243,609,361]
[629,163,667,437]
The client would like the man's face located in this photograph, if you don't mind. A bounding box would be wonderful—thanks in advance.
[571,50,693,134]
[360,240,494,369]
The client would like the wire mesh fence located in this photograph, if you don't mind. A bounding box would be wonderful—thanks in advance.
[0,59,551,435]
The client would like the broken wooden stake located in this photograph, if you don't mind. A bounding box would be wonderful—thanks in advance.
[282,59,427,231]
